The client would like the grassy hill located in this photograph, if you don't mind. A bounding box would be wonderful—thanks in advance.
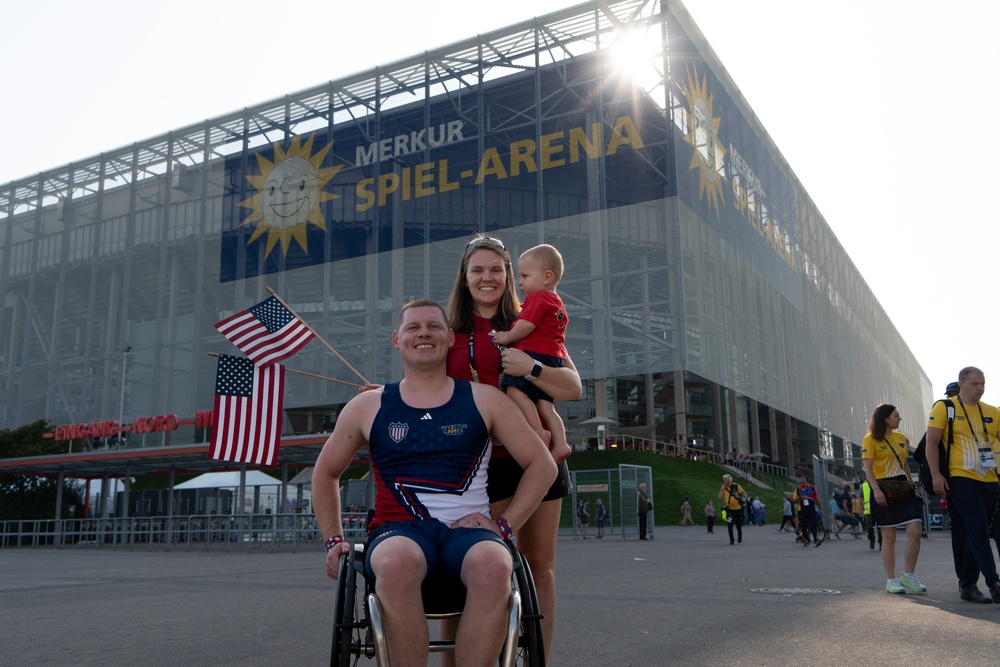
[564,450,799,528]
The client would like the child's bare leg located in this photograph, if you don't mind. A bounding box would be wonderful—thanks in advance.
[506,386,551,446]
[537,401,571,463]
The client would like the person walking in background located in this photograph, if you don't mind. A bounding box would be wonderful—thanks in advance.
[925,367,1000,603]
[752,497,766,526]
[862,403,926,594]
[861,480,881,551]
[778,494,795,533]
[718,474,747,545]
[704,499,716,534]
[679,498,694,526]
[595,498,607,539]
[637,483,652,540]
[794,477,822,547]
[577,498,590,539]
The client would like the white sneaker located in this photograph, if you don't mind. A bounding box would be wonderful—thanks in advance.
[900,573,927,593]
[886,578,904,594]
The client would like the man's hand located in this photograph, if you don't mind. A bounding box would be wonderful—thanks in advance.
[931,472,949,497]
[452,512,500,536]
[325,543,351,580]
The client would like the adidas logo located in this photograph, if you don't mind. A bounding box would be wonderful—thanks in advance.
[421,413,433,420]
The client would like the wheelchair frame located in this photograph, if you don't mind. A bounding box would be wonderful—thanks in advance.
[331,541,545,666]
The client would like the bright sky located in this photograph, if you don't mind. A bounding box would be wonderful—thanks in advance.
[3,0,999,410]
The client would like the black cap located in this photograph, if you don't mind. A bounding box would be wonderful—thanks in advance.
[945,382,960,396]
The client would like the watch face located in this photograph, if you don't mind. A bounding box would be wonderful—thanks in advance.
[530,362,543,377]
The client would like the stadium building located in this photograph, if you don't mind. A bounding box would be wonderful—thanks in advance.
[0,0,930,481]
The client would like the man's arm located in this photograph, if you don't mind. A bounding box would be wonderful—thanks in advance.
[470,384,556,534]
[312,391,379,575]
[924,426,947,495]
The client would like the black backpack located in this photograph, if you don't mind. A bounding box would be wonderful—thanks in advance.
[913,399,955,491]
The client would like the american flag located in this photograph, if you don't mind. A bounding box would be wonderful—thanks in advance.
[215,296,314,367]
[210,354,285,466]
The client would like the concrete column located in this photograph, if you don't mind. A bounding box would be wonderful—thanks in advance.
[673,370,686,452]
[768,406,779,460]
[713,384,724,452]
[784,414,795,470]
[728,389,739,455]
[749,398,761,455]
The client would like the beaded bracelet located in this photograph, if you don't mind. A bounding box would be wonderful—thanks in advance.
[495,517,513,540]
[324,535,345,552]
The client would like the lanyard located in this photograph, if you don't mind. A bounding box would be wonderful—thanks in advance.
[957,397,989,446]
[467,328,503,388]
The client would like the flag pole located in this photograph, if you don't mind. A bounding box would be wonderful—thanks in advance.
[265,286,371,385]
[207,352,364,389]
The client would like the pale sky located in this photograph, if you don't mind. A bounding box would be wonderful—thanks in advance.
[3,0,999,413]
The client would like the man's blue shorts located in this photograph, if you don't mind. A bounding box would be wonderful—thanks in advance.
[364,519,508,580]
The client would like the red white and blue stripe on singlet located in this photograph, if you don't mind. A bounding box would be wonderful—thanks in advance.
[367,380,492,532]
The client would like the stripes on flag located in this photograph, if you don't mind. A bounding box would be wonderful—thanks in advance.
[210,354,285,466]
[214,295,314,367]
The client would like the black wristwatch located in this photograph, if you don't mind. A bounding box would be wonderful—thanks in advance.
[525,360,543,382]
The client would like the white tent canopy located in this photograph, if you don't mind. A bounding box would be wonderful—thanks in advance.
[174,470,310,514]
[174,471,281,489]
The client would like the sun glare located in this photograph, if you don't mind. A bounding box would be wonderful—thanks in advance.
[239,134,343,258]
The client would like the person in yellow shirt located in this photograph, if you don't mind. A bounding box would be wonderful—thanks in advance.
[861,403,925,594]
[718,474,747,545]
[925,367,1000,604]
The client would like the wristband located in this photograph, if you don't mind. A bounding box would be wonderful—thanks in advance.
[324,535,345,552]
[495,517,513,540]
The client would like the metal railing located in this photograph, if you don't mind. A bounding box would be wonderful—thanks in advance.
[0,512,368,553]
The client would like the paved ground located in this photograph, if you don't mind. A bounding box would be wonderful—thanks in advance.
[2,524,998,666]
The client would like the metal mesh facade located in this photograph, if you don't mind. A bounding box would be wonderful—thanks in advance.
[0,0,929,464]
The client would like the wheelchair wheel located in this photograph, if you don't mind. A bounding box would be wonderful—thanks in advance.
[512,549,545,667]
[331,548,358,666]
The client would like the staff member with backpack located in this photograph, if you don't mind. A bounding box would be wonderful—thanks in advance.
[862,403,926,594]
[925,367,1000,604]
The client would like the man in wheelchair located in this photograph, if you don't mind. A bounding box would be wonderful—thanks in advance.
[313,300,557,667]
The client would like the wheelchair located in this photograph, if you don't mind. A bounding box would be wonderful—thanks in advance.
[331,540,545,666]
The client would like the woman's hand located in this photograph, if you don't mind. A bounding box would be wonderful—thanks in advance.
[500,347,533,377]
[873,489,888,507]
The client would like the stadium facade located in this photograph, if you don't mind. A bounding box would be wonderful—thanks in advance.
[0,0,930,474]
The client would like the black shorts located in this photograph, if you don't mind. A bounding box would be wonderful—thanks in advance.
[488,456,571,503]
[500,352,564,403]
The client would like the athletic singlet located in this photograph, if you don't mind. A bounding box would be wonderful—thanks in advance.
[367,380,492,533]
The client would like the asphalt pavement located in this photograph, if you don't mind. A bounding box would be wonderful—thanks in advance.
[2,524,998,666]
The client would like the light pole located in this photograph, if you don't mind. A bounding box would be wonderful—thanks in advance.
[117,346,132,447]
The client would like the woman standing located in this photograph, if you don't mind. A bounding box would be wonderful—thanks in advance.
[446,234,582,660]
[861,403,927,594]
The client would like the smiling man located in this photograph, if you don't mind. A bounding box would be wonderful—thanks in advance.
[312,299,556,667]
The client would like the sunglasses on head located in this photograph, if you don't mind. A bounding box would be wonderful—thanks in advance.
[465,236,506,251]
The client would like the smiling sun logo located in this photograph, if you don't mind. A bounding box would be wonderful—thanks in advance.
[240,134,343,257]
[681,65,726,217]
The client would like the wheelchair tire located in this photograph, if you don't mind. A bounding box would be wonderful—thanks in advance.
[331,549,357,666]
[512,549,545,667]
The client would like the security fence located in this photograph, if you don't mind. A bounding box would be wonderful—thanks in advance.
[0,512,368,553]
[569,464,653,540]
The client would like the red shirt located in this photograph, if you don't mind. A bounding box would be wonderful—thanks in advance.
[447,315,514,458]
[513,291,567,358]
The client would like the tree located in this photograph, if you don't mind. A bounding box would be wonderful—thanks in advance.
[1,420,85,521]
